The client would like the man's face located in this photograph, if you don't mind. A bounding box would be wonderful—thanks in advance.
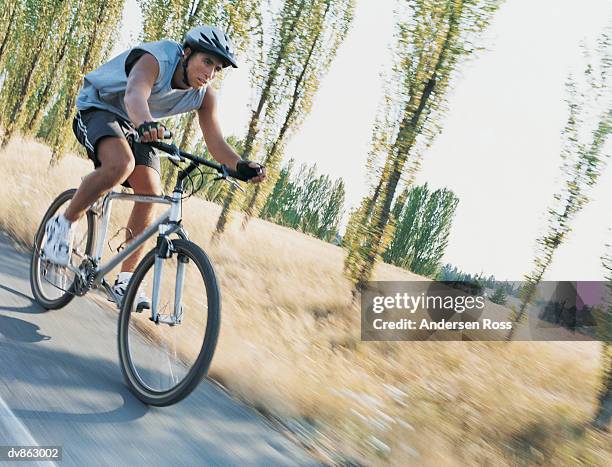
[185,50,224,89]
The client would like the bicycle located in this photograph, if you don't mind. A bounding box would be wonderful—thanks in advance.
[29,137,255,406]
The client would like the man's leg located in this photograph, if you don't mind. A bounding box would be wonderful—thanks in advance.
[120,165,162,272]
[64,137,135,222]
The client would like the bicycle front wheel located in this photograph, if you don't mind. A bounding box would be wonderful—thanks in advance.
[117,239,221,406]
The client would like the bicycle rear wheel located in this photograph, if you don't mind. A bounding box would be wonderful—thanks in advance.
[30,189,96,309]
[117,238,221,406]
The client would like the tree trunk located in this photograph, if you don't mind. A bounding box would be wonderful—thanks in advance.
[592,342,611,431]
[214,184,238,234]
[0,2,18,64]
[179,112,197,149]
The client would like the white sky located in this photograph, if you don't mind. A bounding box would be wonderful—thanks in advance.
[114,0,612,281]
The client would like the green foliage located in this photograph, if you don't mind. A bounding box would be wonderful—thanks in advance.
[0,1,24,70]
[139,0,260,46]
[0,0,125,161]
[240,0,355,228]
[489,285,507,305]
[437,264,521,299]
[382,183,458,277]
[344,0,502,292]
[260,159,345,242]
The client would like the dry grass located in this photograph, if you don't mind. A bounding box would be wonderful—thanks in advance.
[1,136,610,466]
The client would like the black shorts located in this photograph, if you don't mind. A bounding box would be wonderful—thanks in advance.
[72,108,161,188]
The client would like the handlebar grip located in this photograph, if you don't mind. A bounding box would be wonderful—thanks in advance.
[229,163,264,182]
[163,130,172,139]
[225,166,250,181]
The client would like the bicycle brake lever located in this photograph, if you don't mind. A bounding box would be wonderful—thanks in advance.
[213,166,245,191]
[228,177,245,192]
[213,174,245,191]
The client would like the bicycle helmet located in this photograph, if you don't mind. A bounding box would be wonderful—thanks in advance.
[183,25,238,69]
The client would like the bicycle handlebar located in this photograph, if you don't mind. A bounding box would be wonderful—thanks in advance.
[144,140,250,182]
[132,130,173,143]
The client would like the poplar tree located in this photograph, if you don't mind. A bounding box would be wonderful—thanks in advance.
[238,0,354,229]
[214,0,310,234]
[16,1,84,136]
[260,159,345,241]
[47,0,125,162]
[0,0,67,145]
[0,0,125,159]
[383,184,458,277]
[489,285,508,305]
[0,0,23,69]
[260,159,295,220]
[507,33,611,340]
[343,0,502,292]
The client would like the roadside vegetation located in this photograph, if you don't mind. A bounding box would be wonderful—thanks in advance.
[2,0,610,464]
[1,140,609,465]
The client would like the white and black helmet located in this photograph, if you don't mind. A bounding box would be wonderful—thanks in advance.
[183,25,238,69]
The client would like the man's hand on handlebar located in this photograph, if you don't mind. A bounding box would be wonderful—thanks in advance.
[235,160,266,183]
[136,121,171,143]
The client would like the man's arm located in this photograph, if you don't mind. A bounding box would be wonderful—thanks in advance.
[198,88,265,183]
[198,89,266,182]
[197,88,242,170]
[124,53,165,141]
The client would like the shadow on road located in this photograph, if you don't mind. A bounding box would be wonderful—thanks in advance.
[0,282,34,303]
[0,339,149,424]
[0,282,47,314]
[0,314,50,342]
[0,232,318,466]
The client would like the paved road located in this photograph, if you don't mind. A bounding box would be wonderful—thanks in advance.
[0,233,317,466]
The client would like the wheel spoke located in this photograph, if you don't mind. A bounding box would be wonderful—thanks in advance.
[118,239,220,405]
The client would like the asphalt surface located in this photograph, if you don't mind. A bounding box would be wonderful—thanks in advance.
[0,233,318,466]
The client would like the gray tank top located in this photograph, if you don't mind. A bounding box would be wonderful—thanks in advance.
[76,40,206,122]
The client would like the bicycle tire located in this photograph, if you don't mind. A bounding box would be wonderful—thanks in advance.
[117,238,221,406]
[30,189,96,309]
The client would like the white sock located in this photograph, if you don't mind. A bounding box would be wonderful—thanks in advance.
[58,213,72,227]
[117,272,133,283]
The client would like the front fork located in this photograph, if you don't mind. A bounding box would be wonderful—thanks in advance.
[150,230,188,326]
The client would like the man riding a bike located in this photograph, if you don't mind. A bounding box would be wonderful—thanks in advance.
[43,25,265,308]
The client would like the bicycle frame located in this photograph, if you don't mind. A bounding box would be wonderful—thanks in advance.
[62,140,244,324]
[31,139,246,404]
[82,189,189,324]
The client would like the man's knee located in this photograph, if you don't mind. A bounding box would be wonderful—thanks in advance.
[128,166,162,196]
[97,137,135,183]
